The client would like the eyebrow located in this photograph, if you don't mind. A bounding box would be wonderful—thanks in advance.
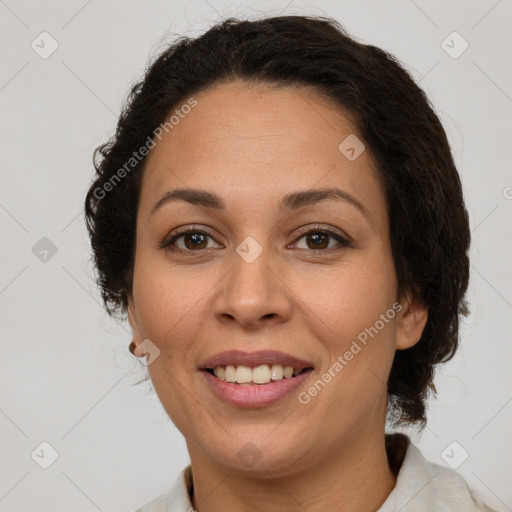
[150,186,370,219]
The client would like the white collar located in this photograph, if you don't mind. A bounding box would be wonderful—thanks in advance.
[378,434,490,511]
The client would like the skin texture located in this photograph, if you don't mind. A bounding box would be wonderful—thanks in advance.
[127,80,428,512]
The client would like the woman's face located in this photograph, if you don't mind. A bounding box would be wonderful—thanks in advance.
[128,80,426,475]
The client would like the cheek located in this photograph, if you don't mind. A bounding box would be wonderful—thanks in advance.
[132,251,219,345]
[296,248,398,400]
[300,247,397,343]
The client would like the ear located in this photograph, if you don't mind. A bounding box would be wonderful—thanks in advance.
[395,288,429,350]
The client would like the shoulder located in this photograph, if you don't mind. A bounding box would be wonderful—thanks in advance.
[134,491,169,512]
[382,433,496,512]
[133,465,194,512]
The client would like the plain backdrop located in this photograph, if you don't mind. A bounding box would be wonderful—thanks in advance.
[0,0,511,510]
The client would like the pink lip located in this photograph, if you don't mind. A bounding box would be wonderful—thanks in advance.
[198,350,314,370]
[201,368,314,407]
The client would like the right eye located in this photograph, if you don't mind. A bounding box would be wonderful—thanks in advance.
[159,227,222,253]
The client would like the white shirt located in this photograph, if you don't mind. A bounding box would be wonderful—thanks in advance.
[134,434,494,512]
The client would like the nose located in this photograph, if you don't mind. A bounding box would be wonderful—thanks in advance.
[213,244,293,330]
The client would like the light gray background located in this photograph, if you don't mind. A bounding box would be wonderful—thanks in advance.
[1,0,511,510]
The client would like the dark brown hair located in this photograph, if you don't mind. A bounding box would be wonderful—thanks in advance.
[84,15,471,429]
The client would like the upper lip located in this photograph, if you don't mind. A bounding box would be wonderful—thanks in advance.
[198,350,314,370]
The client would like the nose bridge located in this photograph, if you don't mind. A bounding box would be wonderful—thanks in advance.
[215,233,291,326]
[230,234,274,303]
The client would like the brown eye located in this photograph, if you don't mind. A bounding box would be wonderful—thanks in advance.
[159,229,219,252]
[294,229,350,253]
[305,232,329,250]
[180,232,209,250]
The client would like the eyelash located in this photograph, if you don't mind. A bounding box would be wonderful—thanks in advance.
[159,224,351,255]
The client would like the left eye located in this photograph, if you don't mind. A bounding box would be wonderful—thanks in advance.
[293,229,350,251]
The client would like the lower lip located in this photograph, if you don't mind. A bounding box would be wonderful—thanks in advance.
[201,369,313,407]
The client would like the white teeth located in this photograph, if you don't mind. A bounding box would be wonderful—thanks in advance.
[224,365,236,383]
[212,364,306,384]
[283,366,294,379]
[235,365,252,383]
[270,364,283,380]
[252,364,271,384]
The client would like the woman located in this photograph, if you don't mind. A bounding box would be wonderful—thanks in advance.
[85,14,495,512]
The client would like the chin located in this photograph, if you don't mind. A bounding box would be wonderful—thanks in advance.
[205,429,314,476]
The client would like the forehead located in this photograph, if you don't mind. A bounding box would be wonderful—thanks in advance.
[140,81,386,224]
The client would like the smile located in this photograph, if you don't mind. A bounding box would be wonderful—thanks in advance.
[206,364,310,385]
[201,366,314,407]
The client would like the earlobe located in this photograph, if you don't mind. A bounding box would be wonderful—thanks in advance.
[395,291,429,350]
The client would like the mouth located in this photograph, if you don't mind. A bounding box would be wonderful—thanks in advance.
[203,364,313,385]
[198,350,315,407]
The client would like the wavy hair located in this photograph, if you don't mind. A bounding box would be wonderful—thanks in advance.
[84,15,471,429]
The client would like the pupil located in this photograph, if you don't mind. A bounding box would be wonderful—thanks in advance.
[309,233,327,249]
[186,233,206,250]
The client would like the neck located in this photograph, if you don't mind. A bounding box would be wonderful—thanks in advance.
[188,425,398,512]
